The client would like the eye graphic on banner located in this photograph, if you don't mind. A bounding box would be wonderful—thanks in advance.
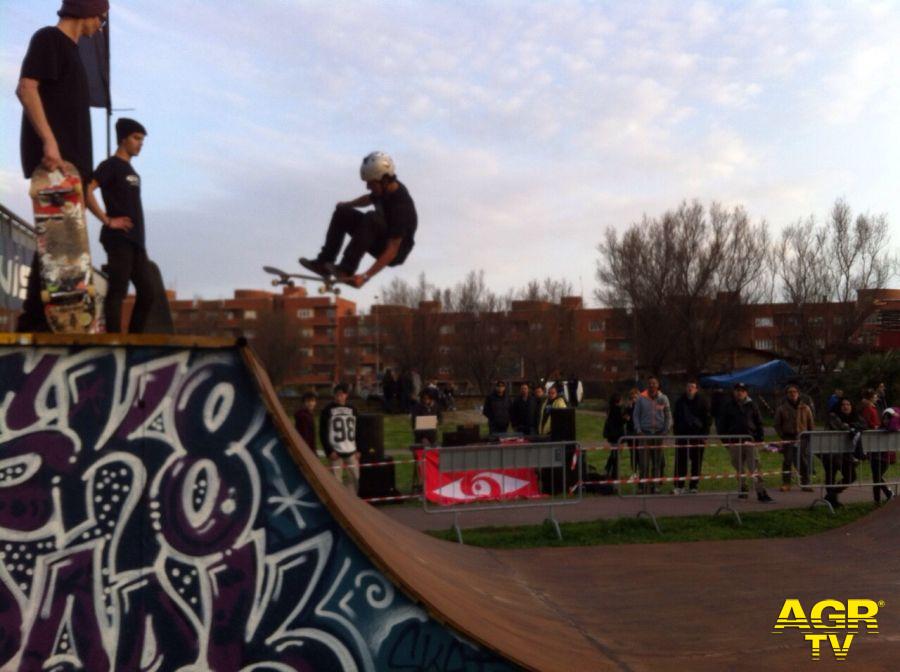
[419,449,542,505]
[434,472,533,501]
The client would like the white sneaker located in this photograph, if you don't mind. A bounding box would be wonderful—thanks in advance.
[673,487,684,495]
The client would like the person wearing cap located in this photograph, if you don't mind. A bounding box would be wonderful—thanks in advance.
[319,383,360,493]
[300,151,417,288]
[86,118,156,333]
[482,379,513,435]
[718,383,774,502]
[15,0,110,332]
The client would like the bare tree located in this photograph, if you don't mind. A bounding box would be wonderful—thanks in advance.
[771,199,898,388]
[596,200,770,377]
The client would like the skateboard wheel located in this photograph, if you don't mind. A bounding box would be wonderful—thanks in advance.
[78,312,93,327]
[334,288,341,295]
[318,286,326,294]
[288,281,295,287]
[86,285,96,297]
[271,279,279,287]
[41,290,50,304]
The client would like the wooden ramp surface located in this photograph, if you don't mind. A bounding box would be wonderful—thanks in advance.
[248,343,900,672]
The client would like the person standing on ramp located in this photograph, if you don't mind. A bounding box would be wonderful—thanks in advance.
[86,118,156,333]
[300,152,417,288]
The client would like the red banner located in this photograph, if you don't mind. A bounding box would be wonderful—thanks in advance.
[418,449,542,505]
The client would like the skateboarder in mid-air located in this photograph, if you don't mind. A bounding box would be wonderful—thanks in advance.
[300,152,417,288]
[16,0,109,331]
[85,118,156,333]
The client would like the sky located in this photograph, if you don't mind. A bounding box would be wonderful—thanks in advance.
[2,0,899,309]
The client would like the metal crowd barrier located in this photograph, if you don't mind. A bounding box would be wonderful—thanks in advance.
[802,430,900,514]
[599,434,784,529]
[422,441,583,543]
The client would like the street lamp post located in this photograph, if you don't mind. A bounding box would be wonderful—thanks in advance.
[374,295,380,383]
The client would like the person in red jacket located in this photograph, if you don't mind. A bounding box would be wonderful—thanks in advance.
[860,389,892,504]
[293,391,318,454]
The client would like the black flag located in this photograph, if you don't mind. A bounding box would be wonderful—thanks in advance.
[78,25,111,109]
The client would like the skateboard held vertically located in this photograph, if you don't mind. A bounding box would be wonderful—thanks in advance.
[29,161,103,333]
[263,265,351,295]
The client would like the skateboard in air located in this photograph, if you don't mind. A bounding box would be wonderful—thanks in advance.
[263,265,351,295]
[29,161,104,333]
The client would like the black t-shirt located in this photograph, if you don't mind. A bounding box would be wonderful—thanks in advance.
[373,181,417,266]
[94,157,145,248]
[20,27,93,180]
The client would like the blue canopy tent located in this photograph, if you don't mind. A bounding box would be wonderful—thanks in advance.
[700,360,797,390]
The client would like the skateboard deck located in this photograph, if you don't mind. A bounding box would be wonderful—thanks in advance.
[263,265,351,295]
[29,161,103,333]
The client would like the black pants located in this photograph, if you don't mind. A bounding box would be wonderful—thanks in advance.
[103,238,154,333]
[818,454,856,495]
[674,437,706,490]
[870,454,892,502]
[317,206,387,275]
[781,439,811,485]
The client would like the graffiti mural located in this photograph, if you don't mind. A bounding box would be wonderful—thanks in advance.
[0,345,515,671]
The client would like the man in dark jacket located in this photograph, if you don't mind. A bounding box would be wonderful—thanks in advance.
[293,391,318,455]
[718,383,773,502]
[482,379,512,435]
[510,382,536,434]
[673,381,710,493]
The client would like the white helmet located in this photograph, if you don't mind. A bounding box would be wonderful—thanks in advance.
[360,151,396,182]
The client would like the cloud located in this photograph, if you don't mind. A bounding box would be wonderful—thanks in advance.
[1,1,899,309]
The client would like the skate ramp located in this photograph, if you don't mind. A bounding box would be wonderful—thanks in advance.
[0,335,896,671]
[0,335,610,671]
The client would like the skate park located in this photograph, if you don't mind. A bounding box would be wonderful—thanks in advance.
[4,2,900,670]
[0,334,896,671]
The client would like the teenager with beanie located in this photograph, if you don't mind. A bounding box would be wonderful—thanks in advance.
[86,118,156,332]
[15,0,110,332]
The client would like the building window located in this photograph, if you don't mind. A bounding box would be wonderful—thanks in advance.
[245,310,257,320]
[609,364,618,373]
[344,328,356,337]
[529,322,543,331]
[619,341,631,351]
[439,325,454,335]
[808,316,824,325]
[590,341,605,352]
[588,320,604,332]
[754,316,774,328]
[297,309,313,319]
[439,367,452,375]
[754,339,774,351]
[300,327,313,338]
[439,346,451,355]
[300,347,314,357]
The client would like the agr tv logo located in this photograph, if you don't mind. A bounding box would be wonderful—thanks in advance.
[772,598,884,660]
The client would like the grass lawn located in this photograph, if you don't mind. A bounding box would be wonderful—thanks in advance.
[426,502,876,548]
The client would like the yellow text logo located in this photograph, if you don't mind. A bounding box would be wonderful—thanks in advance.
[772,598,883,660]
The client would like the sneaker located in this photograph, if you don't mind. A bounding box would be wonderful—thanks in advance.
[299,258,333,277]
[738,491,749,500]
[673,487,684,495]
[779,484,791,492]
[757,491,774,503]
[886,489,895,503]
[688,488,699,494]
